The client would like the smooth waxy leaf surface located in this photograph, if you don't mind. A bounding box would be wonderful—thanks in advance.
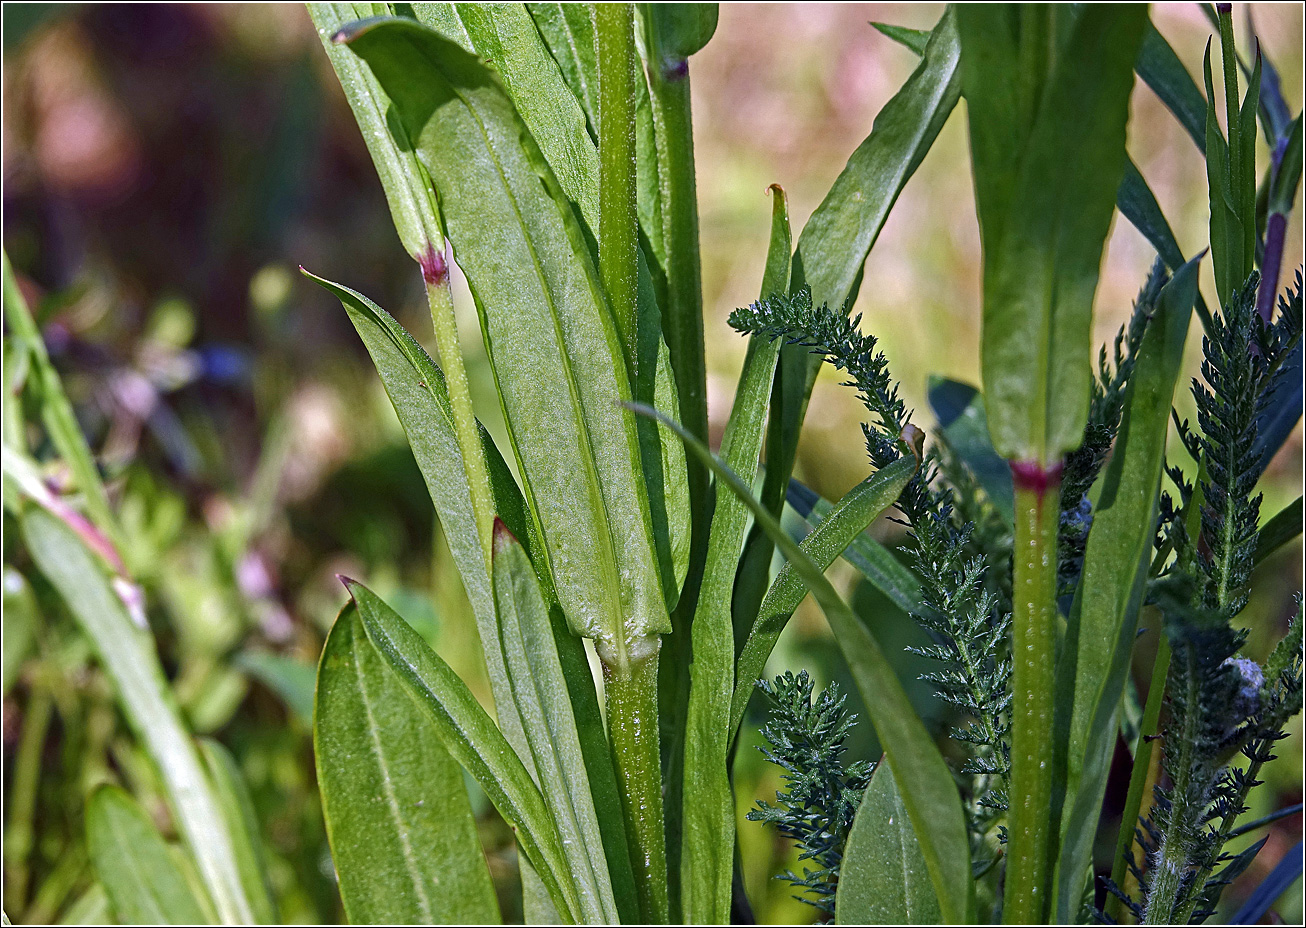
[836,762,941,925]
[87,786,210,925]
[315,604,498,924]
[492,523,619,923]
[959,5,1147,463]
[634,405,971,924]
[341,17,669,664]
[732,457,917,743]
[527,3,599,131]
[21,508,252,924]
[1053,255,1201,921]
[345,578,583,922]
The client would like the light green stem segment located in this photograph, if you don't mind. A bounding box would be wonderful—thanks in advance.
[423,255,494,564]
[1004,477,1061,924]
[595,2,638,368]
[604,649,669,924]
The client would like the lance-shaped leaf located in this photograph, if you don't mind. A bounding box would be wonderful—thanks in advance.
[86,786,211,925]
[679,311,780,924]
[412,2,599,230]
[315,604,499,924]
[836,762,942,925]
[772,7,960,565]
[632,405,971,924]
[492,521,621,923]
[345,579,584,922]
[1137,20,1206,151]
[21,508,252,924]
[527,3,599,133]
[304,273,633,920]
[732,457,918,743]
[959,5,1147,463]
[340,17,669,667]
[1052,254,1201,922]
[307,4,444,262]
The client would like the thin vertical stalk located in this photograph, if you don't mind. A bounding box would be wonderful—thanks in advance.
[1005,464,1061,924]
[596,2,639,368]
[605,651,670,924]
[420,244,494,565]
[4,677,53,915]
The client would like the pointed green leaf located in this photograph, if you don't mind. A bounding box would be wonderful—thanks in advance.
[315,604,499,924]
[679,303,781,924]
[21,508,252,924]
[87,786,210,925]
[1053,254,1201,922]
[339,17,669,665]
[872,21,930,56]
[491,522,620,923]
[959,5,1148,463]
[634,405,971,924]
[732,457,917,743]
[345,578,584,922]
[1137,21,1207,150]
[836,762,942,924]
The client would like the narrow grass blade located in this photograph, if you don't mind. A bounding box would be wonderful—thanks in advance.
[732,457,917,743]
[872,22,929,56]
[197,740,277,924]
[492,522,620,923]
[1255,495,1303,567]
[3,250,123,555]
[86,786,211,925]
[679,307,781,924]
[1137,20,1207,150]
[340,17,669,667]
[836,761,942,924]
[1053,255,1201,922]
[784,478,923,617]
[633,404,971,924]
[345,579,584,922]
[21,508,252,924]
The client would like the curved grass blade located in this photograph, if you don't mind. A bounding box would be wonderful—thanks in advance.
[1137,21,1206,150]
[784,478,923,618]
[679,307,781,924]
[836,761,942,924]
[21,508,252,924]
[345,578,583,922]
[1230,840,1304,924]
[1053,254,1201,922]
[632,403,971,924]
[492,522,620,924]
[315,604,499,924]
[732,457,917,743]
[197,740,277,924]
[1255,495,1303,567]
[339,16,669,668]
[86,786,210,925]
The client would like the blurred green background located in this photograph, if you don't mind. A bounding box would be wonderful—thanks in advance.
[3,4,1301,924]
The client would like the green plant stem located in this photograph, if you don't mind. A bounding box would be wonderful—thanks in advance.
[596,3,638,367]
[4,677,52,915]
[1004,471,1061,924]
[422,250,494,564]
[1108,636,1171,924]
[1218,5,1240,192]
[604,650,669,924]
